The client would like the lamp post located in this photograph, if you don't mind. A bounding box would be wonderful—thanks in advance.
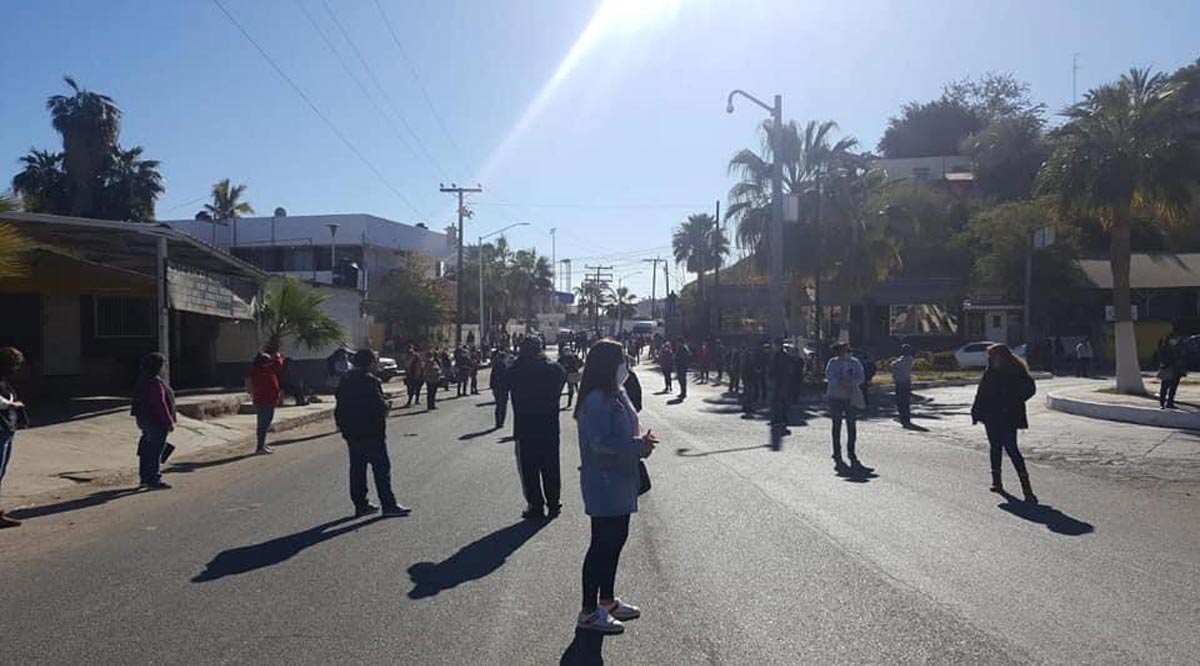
[478,222,530,345]
[326,223,340,284]
[727,89,785,339]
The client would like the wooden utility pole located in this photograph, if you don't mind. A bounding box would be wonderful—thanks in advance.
[584,264,613,335]
[643,257,665,319]
[440,183,482,347]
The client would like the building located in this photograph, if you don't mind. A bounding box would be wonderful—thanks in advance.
[0,212,267,396]
[870,155,974,184]
[165,212,456,290]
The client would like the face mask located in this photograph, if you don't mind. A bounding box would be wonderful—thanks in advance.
[615,362,630,387]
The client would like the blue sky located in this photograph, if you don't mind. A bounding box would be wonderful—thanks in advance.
[3,0,1198,299]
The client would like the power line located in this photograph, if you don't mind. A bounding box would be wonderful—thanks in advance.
[372,0,471,174]
[294,0,416,156]
[474,201,711,210]
[211,0,424,218]
[319,0,450,181]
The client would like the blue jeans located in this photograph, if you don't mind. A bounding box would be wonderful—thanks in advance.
[0,429,15,492]
[136,418,169,485]
[256,406,276,450]
[828,398,857,459]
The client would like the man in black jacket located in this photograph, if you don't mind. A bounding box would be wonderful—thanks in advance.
[674,339,692,399]
[335,350,409,518]
[506,338,567,520]
[490,351,511,429]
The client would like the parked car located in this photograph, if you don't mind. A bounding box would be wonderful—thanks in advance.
[377,356,400,382]
[955,341,1000,368]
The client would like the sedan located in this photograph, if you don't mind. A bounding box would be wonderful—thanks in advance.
[955,341,1000,369]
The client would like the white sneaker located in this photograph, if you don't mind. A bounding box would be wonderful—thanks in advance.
[577,608,625,634]
[603,598,641,621]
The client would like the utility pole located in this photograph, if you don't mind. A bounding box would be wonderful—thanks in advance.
[550,227,557,288]
[584,264,613,335]
[643,257,665,319]
[560,258,572,294]
[440,183,482,347]
[1072,52,1081,104]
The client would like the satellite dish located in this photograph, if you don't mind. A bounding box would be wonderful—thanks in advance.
[274,207,286,217]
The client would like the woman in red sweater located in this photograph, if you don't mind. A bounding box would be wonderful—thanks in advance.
[248,352,285,454]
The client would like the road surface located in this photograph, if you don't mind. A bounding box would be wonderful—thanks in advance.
[1,372,1197,664]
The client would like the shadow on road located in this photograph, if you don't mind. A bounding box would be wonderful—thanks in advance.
[407,520,546,599]
[191,516,384,582]
[560,628,606,665]
[459,426,500,441]
[997,493,1095,536]
[10,487,143,520]
[676,443,770,457]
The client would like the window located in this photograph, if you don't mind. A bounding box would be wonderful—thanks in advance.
[94,296,155,338]
[992,314,1002,328]
[912,167,931,181]
[965,343,989,352]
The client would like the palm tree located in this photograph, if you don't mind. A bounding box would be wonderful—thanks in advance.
[1038,68,1200,394]
[674,213,716,322]
[607,286,638,333]
[47,77,122,217]
[0,192,35,279]
[258,278,346,353]
[98,146,164,221]
[575,281,609,332]
[203,178,255,220]
[11,149,68,214]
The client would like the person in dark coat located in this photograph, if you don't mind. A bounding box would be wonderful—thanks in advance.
[623,354,643,412]
[674,339,692,399]
[1157,337,1187,409]
[490,351,511,428]
[767,338,791,429]
[0,347,28,528]
[971,344,1038,503]
[131,352,175,490]
[334,349,409,517]
[507,337,567,519]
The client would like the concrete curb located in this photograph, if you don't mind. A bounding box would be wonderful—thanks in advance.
[1046,391,1200,431]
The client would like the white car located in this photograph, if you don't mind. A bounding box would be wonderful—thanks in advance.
[955,341,1027,369]
[377,356,399,382]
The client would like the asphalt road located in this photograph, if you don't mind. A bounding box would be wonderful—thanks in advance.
[1,371,1198,665]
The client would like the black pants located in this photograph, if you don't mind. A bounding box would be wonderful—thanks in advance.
[729,371,740,393]
[345,437,397,510]
[516,436,561,510]
[677,368,688,397]
[1076,358,1089,377]
[582,515,630,611]
[426,382,438,410]
[1160,378,1180,408]
[770,385,789,425]
[662,369,672,391]
[406,380,422,405]
[895,381,912,424]
[495,389,509,427]
[136,421,168,485]
[829,398,857,459]
[470,372,478,394]
[984,422,1028,479]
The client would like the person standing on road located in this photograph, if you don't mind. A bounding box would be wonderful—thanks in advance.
[971,344,1038,503]
[1075,338,1093,378]
[574,339,657,634]
[491,351,511,429]
[247,351,284,454]
[674,339,692,399]
[507,337,568,520]
[560,349,584,408]
[1157,338,1186,409]
[891,344,916,427]
[424,353,442,411]
[658,342,674,393]
[826,343,865,468]
[768,338,792,431]
[334,349,409,518]
[405,348,425,407]
[0,347,28,528]
[131,352,175,490]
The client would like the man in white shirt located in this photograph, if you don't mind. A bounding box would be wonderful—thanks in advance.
[1075,339,1093,378]
[891,344,915,427]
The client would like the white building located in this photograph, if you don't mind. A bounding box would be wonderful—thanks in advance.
[870,155,974,184]
[165,212,456,290]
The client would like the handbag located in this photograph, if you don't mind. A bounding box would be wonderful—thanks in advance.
[638,461,652,495]
[850,385,867,411]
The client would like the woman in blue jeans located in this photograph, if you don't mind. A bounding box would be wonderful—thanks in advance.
[0,347,27,528]
[574,339,657,634]
[825,343,865,468]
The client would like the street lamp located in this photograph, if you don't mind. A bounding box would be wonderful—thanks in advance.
[727,89,785,339]
[326,223,340,284]
[478,222,530,345]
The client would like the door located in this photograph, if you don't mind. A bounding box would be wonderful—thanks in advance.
[42,294,82,375]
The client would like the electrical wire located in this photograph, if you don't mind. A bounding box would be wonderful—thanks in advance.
[211,0,425,218]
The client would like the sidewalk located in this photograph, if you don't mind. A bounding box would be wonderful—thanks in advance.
[2,392,339,506]
[1047,378,1200,430]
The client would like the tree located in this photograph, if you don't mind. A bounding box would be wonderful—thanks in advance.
[368,266,448,342]
[961,115,1048,203]
[1037,68,1200,394]
[12,149,68,213]
[96,146,163,222]
[673,213,717,327]
[258,278,346,353]
[877,99,981,158]
[47,77,122,217]
[943,72,1045,126]
[0,193,35,279]
[607,286,638,333]
[574,281,609,331]
[202,179,255,221]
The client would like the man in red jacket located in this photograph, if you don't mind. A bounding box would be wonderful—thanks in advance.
[248,352,284,454]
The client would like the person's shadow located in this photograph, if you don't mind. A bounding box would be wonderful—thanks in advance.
[997,492,1095,536]
[667,396,685,405]
[407,520,546,599]
[459,426,500,440]
[560,628,606,665]
[192,516,383,582]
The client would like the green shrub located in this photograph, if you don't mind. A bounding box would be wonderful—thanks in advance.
[929,351,959,371]
[912,357,933,372]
